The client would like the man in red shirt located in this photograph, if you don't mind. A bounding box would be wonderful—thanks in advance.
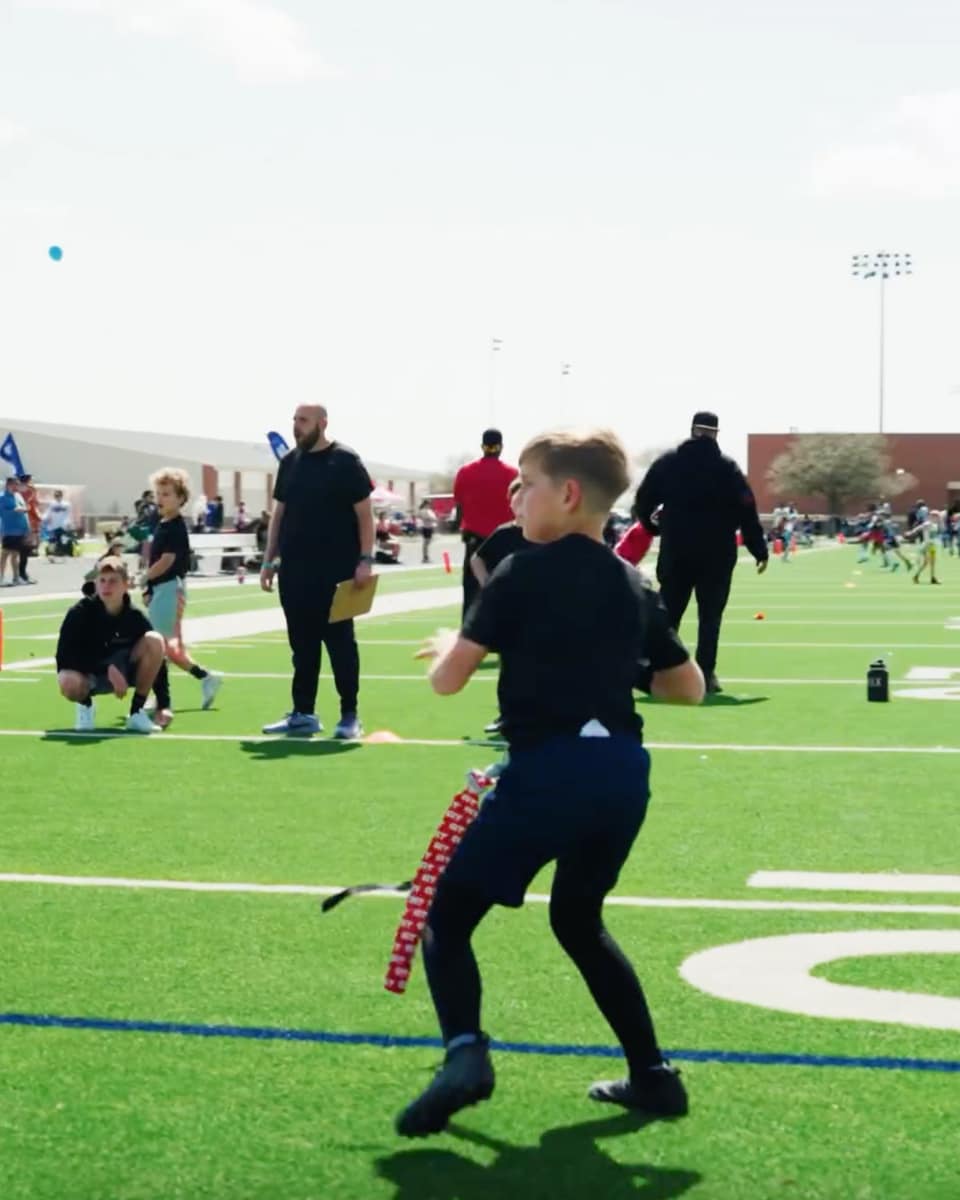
[453,428,518,619]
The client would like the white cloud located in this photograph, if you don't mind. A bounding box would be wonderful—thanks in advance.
[813,92,960,198]
[0,118,28,145]
[19,0,330,83]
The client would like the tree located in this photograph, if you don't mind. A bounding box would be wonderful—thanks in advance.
[428,452,473,494]
[767,434,914,516]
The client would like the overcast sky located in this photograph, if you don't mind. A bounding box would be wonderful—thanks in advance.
[1,0,959,473]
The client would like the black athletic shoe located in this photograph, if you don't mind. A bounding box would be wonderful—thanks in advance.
[483,715,503,734]
[588,1063,688,1117]
[705,674,723,695]
[395,1037,495,1137]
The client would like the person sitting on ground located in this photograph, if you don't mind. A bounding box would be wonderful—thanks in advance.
[56,556,165,734]
[375,512,401,563]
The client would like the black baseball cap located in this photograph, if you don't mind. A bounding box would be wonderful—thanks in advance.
[691,411,719,431]
[482,428,503,447]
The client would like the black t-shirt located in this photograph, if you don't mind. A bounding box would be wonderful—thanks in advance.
[475,522,530,574]
[463,534,689,749]
[56,595,153,674]
[274,443,373,579]
[149,516,191,584]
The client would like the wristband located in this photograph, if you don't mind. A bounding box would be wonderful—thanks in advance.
[358,553,374,565]
[263,559,280,570]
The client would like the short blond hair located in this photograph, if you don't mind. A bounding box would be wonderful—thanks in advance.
[519,429,629,513]
[150,468,191,504]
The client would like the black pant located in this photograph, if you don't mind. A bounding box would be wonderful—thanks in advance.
[278,572,360,716]
[657,555,733,679]
[461,534,482,623]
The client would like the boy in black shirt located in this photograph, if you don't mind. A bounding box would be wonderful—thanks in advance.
[397,429,704,1137]
[472,477,529,734]
[143,469,222,727]
[469,477,529,587]
[56,557,166,733]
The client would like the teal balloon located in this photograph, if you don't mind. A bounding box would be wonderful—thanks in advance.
[48,245,63,261]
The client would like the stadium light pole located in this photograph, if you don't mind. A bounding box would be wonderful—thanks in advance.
[488,337,503,425]
[851,252,912,434]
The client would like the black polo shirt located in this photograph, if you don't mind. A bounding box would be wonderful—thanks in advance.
[56,595,153,675]
[463,534,689,749]
[274,443,373,581]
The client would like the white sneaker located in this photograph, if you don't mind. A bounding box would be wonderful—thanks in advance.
[125,710,160,734]
[200,672,223,711]
[75,703,96,732]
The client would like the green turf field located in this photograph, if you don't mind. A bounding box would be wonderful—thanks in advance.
[1,546,959,1199]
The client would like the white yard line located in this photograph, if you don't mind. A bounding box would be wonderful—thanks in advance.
[0,872,958,917]
[0,561,452,609]
[749,870,960,894]
[2,728,960,754]
[721,642,959,650]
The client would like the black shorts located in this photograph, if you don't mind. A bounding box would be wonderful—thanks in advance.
[422,528,434,541]
[2,534,25,551]
[89,650,137,695]
[443,735,651,907]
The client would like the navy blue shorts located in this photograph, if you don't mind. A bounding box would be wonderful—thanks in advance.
[443,735,651,907]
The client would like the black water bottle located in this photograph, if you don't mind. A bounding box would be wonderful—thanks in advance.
[867,659,889,702]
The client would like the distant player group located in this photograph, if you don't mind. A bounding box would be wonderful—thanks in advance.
[852,500,957,584]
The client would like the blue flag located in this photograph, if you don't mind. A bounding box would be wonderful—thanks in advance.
[266,431,290,462]
[0,433,25,477]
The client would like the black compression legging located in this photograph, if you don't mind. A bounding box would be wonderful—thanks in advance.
[422,871,663,1075]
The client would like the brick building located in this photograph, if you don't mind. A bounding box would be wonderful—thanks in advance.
[747,433,960,516]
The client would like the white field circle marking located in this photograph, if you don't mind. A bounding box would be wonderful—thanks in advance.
[680,930,960,1032]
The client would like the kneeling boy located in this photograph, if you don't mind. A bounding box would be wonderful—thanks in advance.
[398,429,704,1137]
[56,557,165,733]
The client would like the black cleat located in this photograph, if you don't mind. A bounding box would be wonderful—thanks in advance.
[396,1037,495,1137]
[705,674,723,695]
[483,715,503,734]
[588,1063,688,1117]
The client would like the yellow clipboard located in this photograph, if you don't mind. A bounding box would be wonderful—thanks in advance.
[328,575,379,623]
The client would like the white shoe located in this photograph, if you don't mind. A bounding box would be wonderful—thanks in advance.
[74,703,96,732]
[200,672,223,711]
[125,710,160,734]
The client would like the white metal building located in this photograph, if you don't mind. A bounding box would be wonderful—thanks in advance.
[0,418,434,528]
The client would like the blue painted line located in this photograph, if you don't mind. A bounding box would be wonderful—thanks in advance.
[1,1012,958,1073]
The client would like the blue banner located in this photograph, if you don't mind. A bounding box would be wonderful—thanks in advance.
[266,431,290,463]
[0,433,25,477]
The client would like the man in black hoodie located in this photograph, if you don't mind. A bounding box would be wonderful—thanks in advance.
[633,411,767,693]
